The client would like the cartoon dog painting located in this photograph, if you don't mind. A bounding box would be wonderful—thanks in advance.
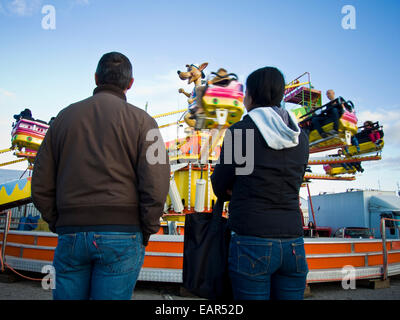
[178,63,243,130]
[177,63,208,128]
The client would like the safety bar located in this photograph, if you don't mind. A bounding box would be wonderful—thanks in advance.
[284,81,310,90]
[288,72,311,85]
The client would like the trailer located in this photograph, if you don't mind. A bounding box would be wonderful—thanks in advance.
[308,190,400,239]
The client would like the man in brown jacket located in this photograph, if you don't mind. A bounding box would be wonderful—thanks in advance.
[31,52,170,300]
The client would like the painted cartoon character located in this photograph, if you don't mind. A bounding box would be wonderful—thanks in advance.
[178,64,244,130]
[177,63,208,112]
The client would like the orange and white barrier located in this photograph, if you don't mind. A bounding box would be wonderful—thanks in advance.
[1,230,400,284]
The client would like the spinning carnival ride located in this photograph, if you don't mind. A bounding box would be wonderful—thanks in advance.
[0,71,385,223]
[162,71,385,223]
[0,118,49,210]
[2,70,399,285]
[285,72,384,183]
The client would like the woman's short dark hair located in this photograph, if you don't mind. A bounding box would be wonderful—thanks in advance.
[96,52,133,90]
[246,67,285,107]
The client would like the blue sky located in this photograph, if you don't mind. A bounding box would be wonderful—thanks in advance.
[0,0,399,197]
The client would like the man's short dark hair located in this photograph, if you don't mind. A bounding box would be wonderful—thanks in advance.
[246,67,285,107]
[96,52,133,90]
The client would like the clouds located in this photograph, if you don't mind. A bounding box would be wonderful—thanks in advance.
[379,157,400,172]
[74,0,90,5]
[126,69,197,141]
[357,108,400,146]
[362,155,400,172]
[132,69,191,98]
[0,0,89,16]
[128,69,193,118]
[356,109,400,124]
[2,0,43,16]
[0,88,15,98]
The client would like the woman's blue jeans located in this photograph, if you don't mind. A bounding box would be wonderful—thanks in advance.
[52,231,145,300]
[228,233,308,300]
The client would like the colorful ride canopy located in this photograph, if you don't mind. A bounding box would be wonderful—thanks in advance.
[0,177,32,211]
[11,119,49,152]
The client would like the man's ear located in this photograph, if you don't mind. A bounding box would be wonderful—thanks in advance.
[95,73,99,86]
[126,77,134,90]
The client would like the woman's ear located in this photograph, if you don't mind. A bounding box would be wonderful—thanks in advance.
[244,90,253,111]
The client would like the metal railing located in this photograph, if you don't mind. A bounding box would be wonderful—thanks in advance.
[0,210,11,272]
[380,217,400,280]
[0,204,43,272]
[0,203,41,230]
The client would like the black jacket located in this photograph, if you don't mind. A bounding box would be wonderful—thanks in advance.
[211,112,309,238]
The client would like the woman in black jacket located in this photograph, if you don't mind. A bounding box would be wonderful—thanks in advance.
[211,67,309,300]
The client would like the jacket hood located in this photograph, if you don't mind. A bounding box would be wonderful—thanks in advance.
[248,106,301,150]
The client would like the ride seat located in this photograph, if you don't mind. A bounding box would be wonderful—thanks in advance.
[355,129,384,144]
[201,80,244,129]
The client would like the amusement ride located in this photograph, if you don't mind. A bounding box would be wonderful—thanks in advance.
[1,65,397,285]
[0,66,385,223]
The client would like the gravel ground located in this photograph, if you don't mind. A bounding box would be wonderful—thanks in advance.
[0,272,400,300]
[305,277,400,300]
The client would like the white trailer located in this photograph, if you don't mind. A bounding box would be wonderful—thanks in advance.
[309,190,400,239]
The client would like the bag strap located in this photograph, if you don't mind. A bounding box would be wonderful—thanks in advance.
[212,198,225,221]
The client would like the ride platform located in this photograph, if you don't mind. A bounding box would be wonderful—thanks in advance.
[1,230,399,284]
[284,86,322,107]
[308,155,382,166]
[304,173,356,181]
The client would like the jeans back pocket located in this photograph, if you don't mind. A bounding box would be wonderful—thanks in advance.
[93,232,142,274]
[53,234,78,273]
[233,239,273,277]
[292,242,308,274]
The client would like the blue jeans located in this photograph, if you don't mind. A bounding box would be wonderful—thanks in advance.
[311,107,340,136]
[52,232,145,300]
[228,233,308,300]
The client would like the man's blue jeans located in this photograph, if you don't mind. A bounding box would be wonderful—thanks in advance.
[311,107,340,136]
[228,233,308,300]
[52,231,145,300]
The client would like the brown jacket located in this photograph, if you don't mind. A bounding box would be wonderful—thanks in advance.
[31,85,170,245]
